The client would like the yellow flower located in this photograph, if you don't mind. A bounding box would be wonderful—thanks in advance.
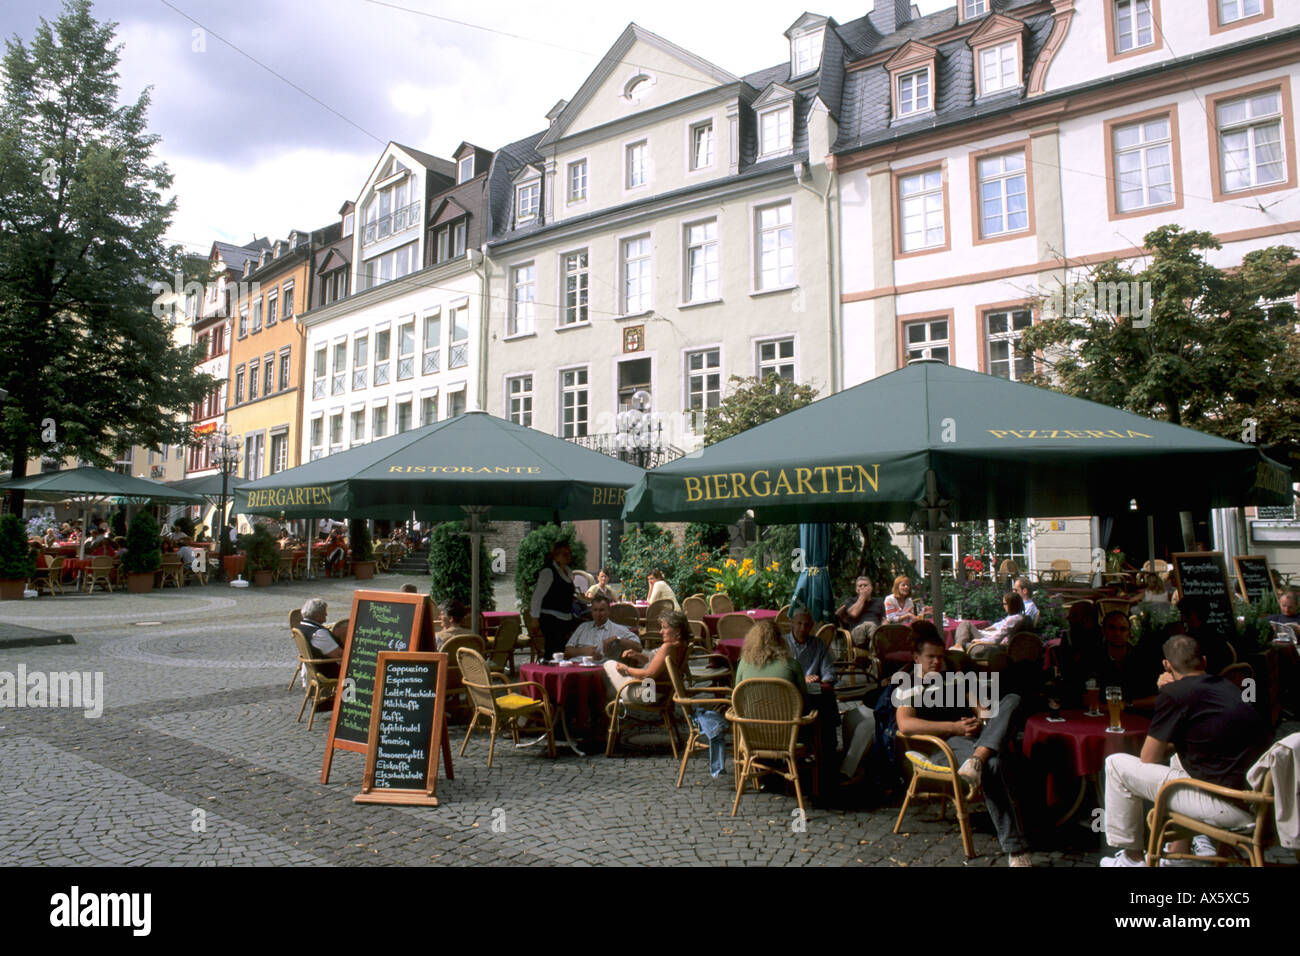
[707,567,720,574]
[767,582,774,588]
[747,568,756,577]
[725,558,737,568]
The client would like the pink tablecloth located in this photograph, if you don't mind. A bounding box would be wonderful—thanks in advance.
[941,619,988,648]
[480,611,520,635]
[716,638,745,665]
[1022,709,1150,777]
[519,662,606,733]
[702,608,780,637]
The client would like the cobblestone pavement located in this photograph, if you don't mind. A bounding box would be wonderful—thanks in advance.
[0,575,1294,867]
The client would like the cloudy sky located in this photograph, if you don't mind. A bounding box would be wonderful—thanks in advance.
[1,0,949,253]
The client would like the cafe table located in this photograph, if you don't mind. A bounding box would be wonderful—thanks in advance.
[701,608,780,638]
[519,661,607,756]
[480,610,520,638]
[715,638,745,666]
[941,619,988,648]
[1021,708,1151,825]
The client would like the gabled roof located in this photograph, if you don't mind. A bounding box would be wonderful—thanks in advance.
[785,12,829,38]
[487,131,546,239]
[391,142,456,180]
[537,23,740,148]
[753,83,797,109]
[316,248,350,275]
[211,238,270,274]
[430,196,470,227]
[967,12,1027,47]
[883,39,938,71]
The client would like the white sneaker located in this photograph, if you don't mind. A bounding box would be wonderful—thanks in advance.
[1100,850,1145,867]
[1157,842,1207,867]
[957,756,983,790]
[1008,853,1033,867]
[1192,835,1217,857]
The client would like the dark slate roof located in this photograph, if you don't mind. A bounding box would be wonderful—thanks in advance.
[832,7,1056,153]
[487,130,546,240]
[213,238,270,273]
[742,62,790,91]
[391,142,457,182]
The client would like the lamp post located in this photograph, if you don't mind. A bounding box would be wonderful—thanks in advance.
[209,425,241,580]
[614,389,663,469]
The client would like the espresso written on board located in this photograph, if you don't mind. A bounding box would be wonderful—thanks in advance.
[373,660,438,790]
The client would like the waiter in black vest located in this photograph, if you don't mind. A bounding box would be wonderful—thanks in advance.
[528,541,578,661]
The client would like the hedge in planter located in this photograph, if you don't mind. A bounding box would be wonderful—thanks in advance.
[120,511,162,576]
[348,518,373,563]
[237,524,281,580]
[0,513,36,587]
[514,524,585,612]
[427,520,495,610]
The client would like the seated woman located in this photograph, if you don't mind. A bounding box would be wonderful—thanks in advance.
[953,591,1027,648]
[41,527,59,548]
[585,567,618,603]
[883,575,920,625]
[436,598,477,650]
[604,609,690,700]
[734,619,804,690]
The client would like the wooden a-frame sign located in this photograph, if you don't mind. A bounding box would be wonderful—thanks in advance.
[355,651,452,807]
[321,589,444,784]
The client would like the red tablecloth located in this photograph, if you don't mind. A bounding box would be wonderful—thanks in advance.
[1022,709,1150,777]
[480,611,520,635]
[519,662,606,733]
[716,638,745,665]
[942,619,988,647]
[701,608,780,637]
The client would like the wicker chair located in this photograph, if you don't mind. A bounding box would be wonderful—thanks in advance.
[440,634,487,719]
[276,548,297,582]
[727,678,813,817]
[456,647,555,767]
[998,559,1020,587]
[642,599,675,645]
[709,593,735,614]
[666,655,731,787]
[775,604,791,633]
[290,627,339,731]
[716,612,753,642]
[682,594,708,623]
[866,623,915,685]
[31,557,64,596]
[486,616,521,675]
[159,553,184,589]
[605,656,680,759]
[287,609,304,690]
[1041,559,1075,584]
[84,555,115,593]
[608,603,639,629]
[893,733,979,858]
[684,620,732,686]
[1145,740,1284,868]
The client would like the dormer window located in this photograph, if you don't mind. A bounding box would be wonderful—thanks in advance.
[791,31,823,76]
[960,0,989,20]
[885,41,939,123]
[342,212,353,236]
[968,15,1026,97]
[624,75,653,104]
[516,182,540,225]
[457,155,474,183]
[897,70,931,116]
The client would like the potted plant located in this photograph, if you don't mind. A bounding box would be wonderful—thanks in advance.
[121,511,162,593]
[238,524,280,586]
[349,518,376,579]
[0,514,36,600]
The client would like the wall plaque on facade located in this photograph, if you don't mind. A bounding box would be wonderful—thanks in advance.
[623,325,645,353]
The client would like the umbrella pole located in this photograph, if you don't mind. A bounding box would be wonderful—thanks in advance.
[1147,515,1156,576]
[463,506,488,636]
[923,470,945,627]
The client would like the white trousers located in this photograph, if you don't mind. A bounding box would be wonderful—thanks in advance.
[1103,752,1254,851]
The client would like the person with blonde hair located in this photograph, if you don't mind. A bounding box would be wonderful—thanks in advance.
[735,620,804,690]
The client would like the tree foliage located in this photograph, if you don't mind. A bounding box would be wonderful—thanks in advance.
[121,509,160,574]
[427,521,495,611]
[703,374,819,445]
[1019,225,1300,445]
[0,0,212,505]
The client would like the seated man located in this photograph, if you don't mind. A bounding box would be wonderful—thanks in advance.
[1174,595,1233,675]
[785,607,836,685]
[1014,577,1039,625]
[1100,634,1272,866]
[1083,611,1161,715]
[436,598,476,650]
[565,594,642,662]
[954,591,1027,648]
[836,577,886,650]
[298,598,343,662]
[1268,590,1300,628]
[895,625,1032,867]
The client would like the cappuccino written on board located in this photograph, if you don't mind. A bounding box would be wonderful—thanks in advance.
[355,651,448,807]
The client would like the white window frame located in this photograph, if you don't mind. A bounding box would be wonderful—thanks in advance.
[791,32,822,76]
[506,373,534,427]
[1216,90,1286,193]
[1113,115,1175,211]
[984,308,1034,381]
[689,120,715,172]
[422,310,441,376]
[372,403,389,440]
[567,158,588,202]
[977,150,1029,237]
[1113,0,1155,54]
[350,408,366,444]
[509,262,536,336]
[446,387,467,418]
[683,218,720,304]
[753,200,795,293]
[1218,0,1263,24]
[559,365,590,438]
[684,346,722,433]
[621,234,653,316]
[515,181,540,226]
[458,155,474,183]
[561,250,589,327]
[898,168,946,252]
[963,0,989,19]
[977,41,1019,96]
[626,139,649,190]
[903,317,951,364]
[755,336,796,381]
[896,68,932,117]
[757,105,793,158]
[448,302,469,369]
[420,391,438,426]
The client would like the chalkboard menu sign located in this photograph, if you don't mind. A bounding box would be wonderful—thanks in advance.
[1234,555,1274,605]
[1172,552,1236,640]
[321,590,436,784]
[355,652,448,807]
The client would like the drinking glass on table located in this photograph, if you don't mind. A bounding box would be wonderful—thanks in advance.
[1083,678,1101,717]
[1105,686,1124,733]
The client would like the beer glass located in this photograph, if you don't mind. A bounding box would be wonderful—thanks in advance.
[1083,678,1101,717]
[1105,686,1124,733]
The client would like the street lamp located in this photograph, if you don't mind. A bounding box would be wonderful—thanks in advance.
[614,389,663,469]
[208,425,241,580]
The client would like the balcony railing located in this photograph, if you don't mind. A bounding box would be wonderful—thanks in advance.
[374,362,390,386]
[361,202,421,246]
[312,379,325,399]
[332,372,345,395]
[353,368,367,390]
[422,349,440,375]
[565,432,685,469]
[397,356,413,380]
[449,343,468,369]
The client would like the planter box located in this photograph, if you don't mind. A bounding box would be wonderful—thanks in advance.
[0,579,26,600]
[127,572,155,594]
[252,569,274,587]
[352,560,376,580]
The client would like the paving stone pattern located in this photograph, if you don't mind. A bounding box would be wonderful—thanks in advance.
[0,575,1292,867]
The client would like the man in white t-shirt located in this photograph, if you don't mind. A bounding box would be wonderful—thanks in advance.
[565,595,642,662]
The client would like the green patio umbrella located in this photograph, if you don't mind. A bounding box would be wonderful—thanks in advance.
[234,410,646,626]
[792,523,835,624]
[623,360,1292,623]
[2,466,205,558]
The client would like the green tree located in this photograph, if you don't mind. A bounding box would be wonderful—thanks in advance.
[427,521,495,611]
[703,374,819,445]
[0,0,213,510]
[1019,225,1300,444]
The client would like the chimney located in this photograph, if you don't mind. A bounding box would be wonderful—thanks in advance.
[869,0,913,35]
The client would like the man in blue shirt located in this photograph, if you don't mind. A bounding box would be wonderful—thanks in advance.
[1015,577,1039,625]
[785,606,836,684]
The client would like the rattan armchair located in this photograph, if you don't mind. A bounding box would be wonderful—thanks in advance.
[160,553,184,589]
[84,555,115,593]
[290,627,339,731]
[1145,768,1276,867]
[709,593,735,614]
[605,664,680,759]
[456,647,555,767]
[716,612,753,642]
[893,733,979,859]
[31,557,64,596]
[682,594,708,623]
[727,678,813,816]
[666,655,731,787]
[287,609,304,690]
